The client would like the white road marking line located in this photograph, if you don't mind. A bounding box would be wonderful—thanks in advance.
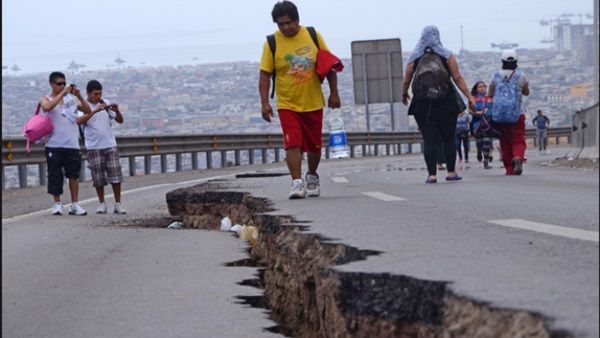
[361,191,406,202]
[2,174,236,224]
[332,177,349,183]
[489,219,599,243]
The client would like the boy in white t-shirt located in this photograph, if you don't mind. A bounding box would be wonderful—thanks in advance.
[77,80,127,214]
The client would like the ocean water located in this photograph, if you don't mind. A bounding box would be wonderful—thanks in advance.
[2,42,264,76]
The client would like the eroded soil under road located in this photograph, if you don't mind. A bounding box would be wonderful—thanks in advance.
[110,181,572,338]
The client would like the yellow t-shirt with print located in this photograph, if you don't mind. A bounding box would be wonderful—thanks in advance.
[259,26,329,113]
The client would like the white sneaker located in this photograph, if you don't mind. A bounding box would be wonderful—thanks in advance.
[52,202,63,215]
[288,179,305,199]
[69,203,87,216]
[305,173,320,197]
[96,202,108,214]
[113,202,127,214]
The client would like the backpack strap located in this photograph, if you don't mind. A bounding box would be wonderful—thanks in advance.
[306,26,319,49]
[266,34,276,99]
[266,26,320,99]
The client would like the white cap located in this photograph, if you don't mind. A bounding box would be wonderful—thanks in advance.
[502,49,518,61]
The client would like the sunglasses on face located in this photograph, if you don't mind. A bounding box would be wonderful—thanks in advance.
[53,81,67,86]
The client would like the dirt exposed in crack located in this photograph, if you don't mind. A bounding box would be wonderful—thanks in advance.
[112,182,572,338]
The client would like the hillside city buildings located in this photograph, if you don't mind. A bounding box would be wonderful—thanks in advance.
[2,45,596,139]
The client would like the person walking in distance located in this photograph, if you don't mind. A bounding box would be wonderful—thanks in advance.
[401,25,475,184]
[470,81,494,169]
[77,80,127,214]
[41,71,92,215]
[532,109,550,153]
[488,49,530,175]
[455,110,472,163]
[259,0,341,199]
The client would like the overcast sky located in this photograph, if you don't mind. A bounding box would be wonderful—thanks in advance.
[2,0,594,74]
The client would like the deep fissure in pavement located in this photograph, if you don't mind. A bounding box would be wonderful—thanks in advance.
[146,183,569,337]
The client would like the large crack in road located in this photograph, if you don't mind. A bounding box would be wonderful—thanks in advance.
[115,181,571,338]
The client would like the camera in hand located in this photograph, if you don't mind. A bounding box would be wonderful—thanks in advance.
[70,84,75,89]
[99,99,111,112]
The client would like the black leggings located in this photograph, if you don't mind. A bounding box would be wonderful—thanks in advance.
[414,109,458,175]
[475,136,492,161]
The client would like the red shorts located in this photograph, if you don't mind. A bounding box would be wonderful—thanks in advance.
[278,109,323,153]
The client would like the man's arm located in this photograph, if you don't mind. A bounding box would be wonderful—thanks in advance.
[41,86,71,112]
[326,70,340,108]
[74,89,92,115]
[522,82,530,96]
[111,104,124,124]
[259,70,274,122]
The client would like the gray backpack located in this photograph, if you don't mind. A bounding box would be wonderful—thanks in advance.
[411,47,449,100]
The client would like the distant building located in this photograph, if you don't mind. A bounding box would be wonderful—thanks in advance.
[578,34,596,68]
[570,83,592,98]
[553,23,594,53]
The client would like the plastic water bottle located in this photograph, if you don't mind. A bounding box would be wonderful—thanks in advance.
[328,109,350,159]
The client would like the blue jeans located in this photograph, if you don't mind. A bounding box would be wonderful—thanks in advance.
[536,129,548,150]
[455,131,470,160]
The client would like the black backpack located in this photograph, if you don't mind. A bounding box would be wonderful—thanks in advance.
[411,47,450,100]
[267,26,319,99]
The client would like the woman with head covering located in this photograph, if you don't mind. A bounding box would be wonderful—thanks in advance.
[401,25,475,184]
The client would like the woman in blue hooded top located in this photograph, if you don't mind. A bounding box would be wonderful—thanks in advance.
[401,25,475,184]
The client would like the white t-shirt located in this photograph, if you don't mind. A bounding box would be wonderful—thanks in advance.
[78,100,117,150]
[46,95,80,149]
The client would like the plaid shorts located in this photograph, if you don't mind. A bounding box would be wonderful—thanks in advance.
[86,147,124,187]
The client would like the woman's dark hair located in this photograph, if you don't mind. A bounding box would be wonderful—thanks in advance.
[501,60,518,70]
[49,71,65,83]
[471,81,485,96]
[272,0,299,22]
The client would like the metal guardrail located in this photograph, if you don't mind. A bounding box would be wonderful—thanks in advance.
[567,102,599,160]
[2,127,571,189]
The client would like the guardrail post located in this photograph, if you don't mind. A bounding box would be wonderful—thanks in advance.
[235,150,241,166]
[248,150,254,165]
[176,154,182,171]
[18,164,27,188]
[129,156,136,176]
[144,155,152,175]
[161,154,168,173]
[221,150,227,168]
[261,149,268,164]
[39,164,47,186]
[192,152,199,169]
[277,148,282,162]
[206,151,213,169]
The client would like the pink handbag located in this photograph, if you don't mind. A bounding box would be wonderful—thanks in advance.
[23,103,54,153]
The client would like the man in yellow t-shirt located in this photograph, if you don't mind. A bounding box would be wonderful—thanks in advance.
[259,0,341,200]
